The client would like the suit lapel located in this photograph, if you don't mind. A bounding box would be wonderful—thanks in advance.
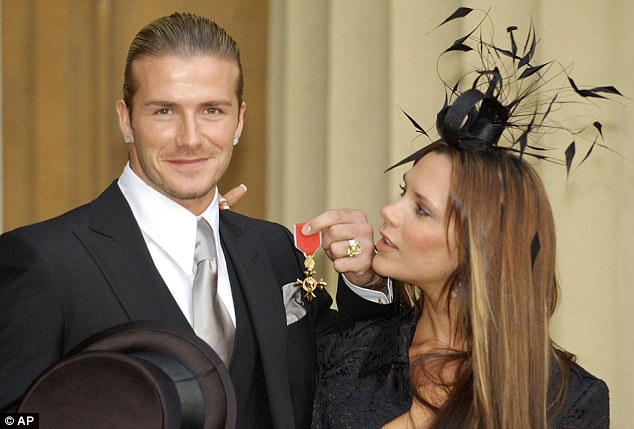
[75,185,295,425]
[74,182,189,327]
[219,212,295,428]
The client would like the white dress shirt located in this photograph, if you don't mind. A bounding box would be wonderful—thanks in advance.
[345,276,392,304]
[118,163,236,326]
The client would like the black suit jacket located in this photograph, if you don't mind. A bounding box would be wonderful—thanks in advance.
[0,181,374,427]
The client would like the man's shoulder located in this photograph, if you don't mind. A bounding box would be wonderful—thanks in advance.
[1,181,121,239]
[4,201,90,237]
[220,210,291,236]
[219,211,298,262]
[0,203,94,263]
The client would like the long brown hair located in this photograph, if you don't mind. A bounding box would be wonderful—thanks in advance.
[410,142,572,429]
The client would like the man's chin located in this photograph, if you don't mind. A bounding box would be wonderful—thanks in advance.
[160,184,216,202]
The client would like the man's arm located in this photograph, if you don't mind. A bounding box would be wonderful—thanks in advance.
[0,229,65,412]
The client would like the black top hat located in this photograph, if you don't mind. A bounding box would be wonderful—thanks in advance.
[18,321,236,429]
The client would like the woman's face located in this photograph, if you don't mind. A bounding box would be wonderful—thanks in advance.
[374,151,459,294]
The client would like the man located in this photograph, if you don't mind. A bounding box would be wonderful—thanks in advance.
[0,13,389,427]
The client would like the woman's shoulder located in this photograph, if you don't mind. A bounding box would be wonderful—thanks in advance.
[568,360,608,389]
[550,358,609,429]
[566,360,609,412]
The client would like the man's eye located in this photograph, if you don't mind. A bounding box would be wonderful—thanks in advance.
[156,108,171,115]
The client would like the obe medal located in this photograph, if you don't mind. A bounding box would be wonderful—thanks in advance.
[293,223,327,302]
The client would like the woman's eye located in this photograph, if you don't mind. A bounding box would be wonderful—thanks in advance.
[416,204,431,218]
[399,184,406,197]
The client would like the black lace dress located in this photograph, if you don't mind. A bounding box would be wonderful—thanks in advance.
[312,308,416,428]
[312,308,609,429]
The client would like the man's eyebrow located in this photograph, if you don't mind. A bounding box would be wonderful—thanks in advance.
[142,99,234,107]
[200,99,234,107]
[142,100,177,107]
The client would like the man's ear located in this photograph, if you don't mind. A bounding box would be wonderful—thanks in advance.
[115,99,133,141]
[234,101,246,141]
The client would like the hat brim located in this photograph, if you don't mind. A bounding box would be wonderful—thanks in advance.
[19,321,236,429]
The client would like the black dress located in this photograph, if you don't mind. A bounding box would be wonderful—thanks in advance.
[312,307,609,429]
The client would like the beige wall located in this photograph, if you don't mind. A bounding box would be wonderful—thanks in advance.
[268,0,634,426]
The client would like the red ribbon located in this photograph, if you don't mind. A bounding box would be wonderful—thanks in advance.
[294,223,321,256]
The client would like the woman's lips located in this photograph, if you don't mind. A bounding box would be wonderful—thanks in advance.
[376,233,397,252]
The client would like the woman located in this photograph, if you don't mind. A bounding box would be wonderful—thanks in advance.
[309,9,616,429]
[312,142,609,429]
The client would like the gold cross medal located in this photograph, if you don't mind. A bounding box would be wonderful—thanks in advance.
[293,223,327,302]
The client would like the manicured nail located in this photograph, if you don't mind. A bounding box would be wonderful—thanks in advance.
[239,184,247,191]
[302,224,311,234]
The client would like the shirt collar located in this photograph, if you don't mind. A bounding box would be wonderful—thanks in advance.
[118,163,220,275]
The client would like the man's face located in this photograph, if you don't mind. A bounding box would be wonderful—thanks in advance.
[116,54,246,215]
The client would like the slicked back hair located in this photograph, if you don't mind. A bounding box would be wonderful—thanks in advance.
[122,12,243,115]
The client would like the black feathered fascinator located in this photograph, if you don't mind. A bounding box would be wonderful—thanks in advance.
[387,7,624,176]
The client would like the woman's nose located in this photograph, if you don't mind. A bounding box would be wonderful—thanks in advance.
[380,199,400,225]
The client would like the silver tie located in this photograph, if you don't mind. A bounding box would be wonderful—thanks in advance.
[192,219,235,365]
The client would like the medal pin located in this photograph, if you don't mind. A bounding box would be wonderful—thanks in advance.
[293,223,327,302]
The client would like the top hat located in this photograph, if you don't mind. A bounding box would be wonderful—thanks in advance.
[18,321,237,429]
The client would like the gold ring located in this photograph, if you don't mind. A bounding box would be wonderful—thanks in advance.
[346,239,362,258]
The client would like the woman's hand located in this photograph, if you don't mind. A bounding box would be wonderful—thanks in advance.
[219,184,248,210]
[302,209,380,287]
